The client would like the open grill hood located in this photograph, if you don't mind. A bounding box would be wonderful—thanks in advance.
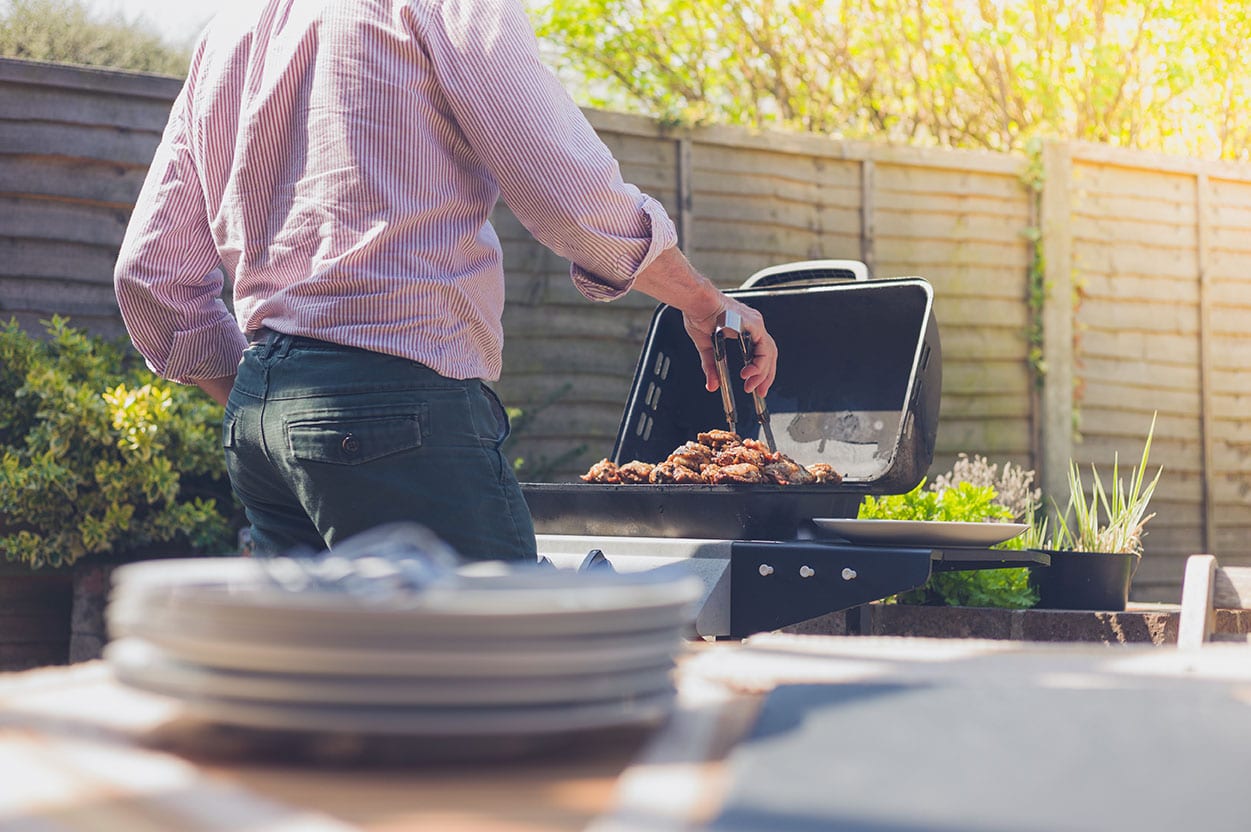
[522,269,942,540]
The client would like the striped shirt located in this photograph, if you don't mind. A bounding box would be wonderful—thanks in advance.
[114,0,678,383]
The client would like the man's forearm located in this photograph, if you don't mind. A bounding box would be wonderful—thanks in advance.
[630,246,724,321]
[196,374,237,407]
[629,245,777,398]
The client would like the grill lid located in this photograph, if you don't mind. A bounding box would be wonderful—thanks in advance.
[522,265,942,541]
[614,274,941,493]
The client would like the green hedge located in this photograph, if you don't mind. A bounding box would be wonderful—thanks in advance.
[0,317,240,568]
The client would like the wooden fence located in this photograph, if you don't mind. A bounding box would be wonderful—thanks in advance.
[1041,143,1251,595]
[0,59,181,338]
[4,57,1250,598]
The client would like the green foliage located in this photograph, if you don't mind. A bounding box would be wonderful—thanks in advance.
[1047,414,1162,554]
[0,317,240,569]
[861,481,1012,525]
[859,480,1038,609]
[537,0,1251,160]
[0,0,191,76]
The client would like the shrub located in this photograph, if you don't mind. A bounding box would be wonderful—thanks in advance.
[0,317,240,568]
[859,479,1038,609]
[0,0,191,75]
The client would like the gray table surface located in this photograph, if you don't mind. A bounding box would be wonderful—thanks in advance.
[687,636,1251,832]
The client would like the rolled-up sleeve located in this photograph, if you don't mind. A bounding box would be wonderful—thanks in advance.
[414,0,679,301]
[114,82,246,383]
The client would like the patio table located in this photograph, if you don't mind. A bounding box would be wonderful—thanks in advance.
[1,637,1249,831]
[598,635,1251,832]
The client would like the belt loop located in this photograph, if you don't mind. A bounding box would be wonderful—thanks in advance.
[275,332,294,360]
[260,333,279,361]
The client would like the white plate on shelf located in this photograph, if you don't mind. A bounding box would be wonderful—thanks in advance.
[812,519,1028,547]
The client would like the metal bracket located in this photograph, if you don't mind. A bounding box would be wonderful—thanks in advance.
[729,542,934,639]
[931,547,1051,572]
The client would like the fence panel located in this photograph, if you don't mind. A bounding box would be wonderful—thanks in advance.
[1043,145,1251,598]
[0,60,180,338]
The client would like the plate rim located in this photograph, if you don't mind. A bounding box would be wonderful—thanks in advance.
[811,518,1029,546]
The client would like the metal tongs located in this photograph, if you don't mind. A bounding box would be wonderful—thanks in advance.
[712,308,777,450]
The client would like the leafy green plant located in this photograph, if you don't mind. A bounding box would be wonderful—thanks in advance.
[537,0,1251,161]
[0,317,240,569]
[1047,415,1162,555]
[859,480,1037,609]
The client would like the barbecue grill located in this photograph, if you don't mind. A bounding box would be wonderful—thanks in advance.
[523,261,1047,638]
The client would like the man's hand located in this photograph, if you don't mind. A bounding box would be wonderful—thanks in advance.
[196,374,237,407]
[633,246,778,398]
[682,296,776,398]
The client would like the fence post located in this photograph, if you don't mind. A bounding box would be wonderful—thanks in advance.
[860,159,876,275]
[1040,142,1075,505]
[675,136,694,252]
[1196,170,1217,553]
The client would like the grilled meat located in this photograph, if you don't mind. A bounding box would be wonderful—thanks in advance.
[580,458,620,483]
[762,457,816,485]
[649,460,705,484]
[705,462,767,484]
[617,460,655,483]
[696,429,742,450]
[667,441,713,471]
[806,463,841,484]
[712,445,770,468]
[582,433,840,485]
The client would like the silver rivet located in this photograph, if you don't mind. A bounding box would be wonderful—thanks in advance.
[758,564,774,577]
[842,567,858,581]
[799,565,815,578]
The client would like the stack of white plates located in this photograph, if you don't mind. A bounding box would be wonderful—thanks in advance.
[105,557,702,738]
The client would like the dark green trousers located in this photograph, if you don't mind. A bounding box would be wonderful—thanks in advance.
[222,333,536,561]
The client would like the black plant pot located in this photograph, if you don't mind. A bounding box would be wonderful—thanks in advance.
[1028,550,1141,611]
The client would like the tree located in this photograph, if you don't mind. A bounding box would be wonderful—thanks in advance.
[535,0,1251,160]
[0,0,189,76]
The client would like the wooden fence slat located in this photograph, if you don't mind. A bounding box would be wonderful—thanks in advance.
[0,238,119,282]
[694,198,860,232]
[0,155,147,208]
[870,239,1031,270]
[0,83,173,132]
[1076,301,1198,334]
[1070,216,1201,249]
[1078,356,1200,391]
[1078,382,1200,416]
[0,121,160,168]
[1074,241,1205,280]
[874,165,1027,201]
[873,209,1031,243]
[872,189,1029,218]
[0,195,130,249]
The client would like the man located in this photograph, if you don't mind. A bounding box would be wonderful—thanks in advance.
[114,0,778,561]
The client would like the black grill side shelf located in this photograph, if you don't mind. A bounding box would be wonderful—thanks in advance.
[728,542,1051,639]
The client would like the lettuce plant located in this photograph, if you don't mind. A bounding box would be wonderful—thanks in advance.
[859,480,1038,609]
